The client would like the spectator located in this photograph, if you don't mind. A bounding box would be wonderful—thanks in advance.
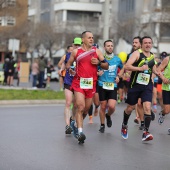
[46,60,54,88]
[3,58,9,85]
[38,56,46,88]
[7,55,16,86]
[32,59,39,88]
[16,57,22,86]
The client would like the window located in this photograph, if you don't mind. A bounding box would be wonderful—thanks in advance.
[41,0,51,10]
[7,16,15,26]
[162,0,170,7]
[7,0,16,6]
[40,12,50,24]
[160,23,170,37]
[0,16,16,26]
[1,0,16,7]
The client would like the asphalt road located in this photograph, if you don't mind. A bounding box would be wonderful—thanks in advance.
[0,104,170,170]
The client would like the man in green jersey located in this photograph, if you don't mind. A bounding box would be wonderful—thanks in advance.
[156,54,170,134]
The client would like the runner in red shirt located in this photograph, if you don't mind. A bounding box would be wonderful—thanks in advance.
[66,31,108,143]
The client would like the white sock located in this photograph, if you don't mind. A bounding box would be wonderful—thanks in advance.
[78,128,83,133]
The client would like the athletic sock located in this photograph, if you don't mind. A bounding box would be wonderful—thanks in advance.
[144,114,151,131]
[95,105,100,109]
[141,121,144,127]
[78,128,83,133]
[123,111,131,125]
[88,105,93,116]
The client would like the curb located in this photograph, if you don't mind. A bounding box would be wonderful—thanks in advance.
[0,100,65,105]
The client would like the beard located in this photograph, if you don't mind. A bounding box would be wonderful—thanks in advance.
[106,50,113,55]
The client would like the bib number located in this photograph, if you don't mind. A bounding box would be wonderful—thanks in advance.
[136,73,150,85]
[80,78,93,89]
[103,82,114,90]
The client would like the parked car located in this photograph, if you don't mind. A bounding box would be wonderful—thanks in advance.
[44,67,59,81]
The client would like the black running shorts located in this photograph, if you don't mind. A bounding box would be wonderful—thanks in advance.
[126,83,153,105]
[98,86,117,101]
[162,90,170,105]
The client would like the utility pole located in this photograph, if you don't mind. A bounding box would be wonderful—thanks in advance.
[103,0,110,40]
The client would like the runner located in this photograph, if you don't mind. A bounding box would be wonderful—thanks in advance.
[156,54,170,132]
[59,38,81,135]
[98,40,123,133]
[121,36,157,141]
[127,37,145,126]
[122,36,145,129]
[155,52,168,114]
[66,31,108,143]
[88,43,100,124]
[58,46,73,91]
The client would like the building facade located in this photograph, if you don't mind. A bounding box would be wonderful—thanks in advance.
[28,0,102,45]
[0,0,28,62]
[116,0,170,54]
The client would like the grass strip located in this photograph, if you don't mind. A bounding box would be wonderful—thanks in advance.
[0,89,65,100]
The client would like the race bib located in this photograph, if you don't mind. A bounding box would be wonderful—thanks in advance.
[80,77,93,89]
[103,82,114,90]
[136,73,150,85]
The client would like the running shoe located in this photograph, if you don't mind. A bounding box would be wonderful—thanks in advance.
[70,120,78,138]
[99,125,105,133]
[77,132,86,144]
[65,125,73,134]
[106,114,112,127]
[142,131,153,141]
[151,110,156,121]
[134,117,139,124]
[158,111,165,125]
[121,124,128,139]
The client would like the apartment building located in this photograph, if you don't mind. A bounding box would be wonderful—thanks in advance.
[117,0,170,54]
[29,0,102,32]
[0,0,28,62]
[28,0,102,59]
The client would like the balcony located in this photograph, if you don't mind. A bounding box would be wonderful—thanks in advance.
[56,0,100,3]
[54,1,102,12]
[140,11,170,24]
[55,20,100,34]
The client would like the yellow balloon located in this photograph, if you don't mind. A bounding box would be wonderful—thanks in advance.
[118,52,127,63]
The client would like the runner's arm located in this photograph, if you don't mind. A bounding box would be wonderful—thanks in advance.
[124,51,147,72]
[66,50,76,69]
[96,49,109,70]
[58,62,66,76]
[57,55,65,69]
[156,57,169,82]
